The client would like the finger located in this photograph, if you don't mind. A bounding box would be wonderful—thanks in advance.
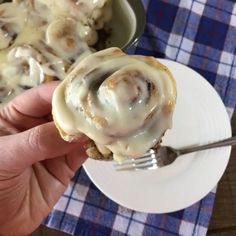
[0,81,60,130]
[65,148,88,172]
[7,81,59,117]
[0,122,88,172]
[0,118,19,136]
[42,149,87,186]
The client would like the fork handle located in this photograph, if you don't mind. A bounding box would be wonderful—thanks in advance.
[177,136,236,155]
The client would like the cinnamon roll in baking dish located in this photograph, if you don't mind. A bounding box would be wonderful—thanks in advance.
[0,0,112,107]
[0,45,57,105]
[52,48,177,161]
[0,2,27,50]
[14,0,112,47]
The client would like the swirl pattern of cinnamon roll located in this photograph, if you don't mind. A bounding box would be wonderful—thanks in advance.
[45,18,91,61]
[52,48,177,161]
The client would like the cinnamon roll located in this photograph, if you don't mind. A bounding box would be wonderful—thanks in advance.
[14,0,112,47]
[0,45,55,106]
[52,48,177,161]
[29,0,112,29]
[0,2,27,49]
[45,18,91,61]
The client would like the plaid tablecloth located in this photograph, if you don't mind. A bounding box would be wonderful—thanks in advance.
[44,0,236,235]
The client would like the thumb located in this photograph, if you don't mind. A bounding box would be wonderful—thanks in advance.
[0,122,87,172]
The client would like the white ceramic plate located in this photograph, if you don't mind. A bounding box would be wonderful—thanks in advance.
[83,59,232,213]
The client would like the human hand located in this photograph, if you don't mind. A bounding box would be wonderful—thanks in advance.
[0,82,88,236]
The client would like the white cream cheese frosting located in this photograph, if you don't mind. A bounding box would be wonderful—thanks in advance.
[52,47,177,161]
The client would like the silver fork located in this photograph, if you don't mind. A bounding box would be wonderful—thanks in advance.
[114,136,236,171]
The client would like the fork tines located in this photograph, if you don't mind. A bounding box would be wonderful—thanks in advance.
[114,152,157,171]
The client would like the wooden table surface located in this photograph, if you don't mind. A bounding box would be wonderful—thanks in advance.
[32,111,236,236]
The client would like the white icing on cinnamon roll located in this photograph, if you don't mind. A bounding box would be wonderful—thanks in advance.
[45,18,91,60]
[0,45,55,106]
[14,0,112,46]
[52,48,177,161]
[0,2,27,49]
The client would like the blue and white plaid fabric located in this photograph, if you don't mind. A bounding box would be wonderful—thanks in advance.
[44,0,236,235]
